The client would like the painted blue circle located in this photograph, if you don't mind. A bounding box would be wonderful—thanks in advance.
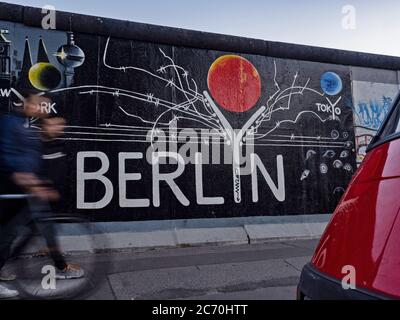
[320,72,343,96]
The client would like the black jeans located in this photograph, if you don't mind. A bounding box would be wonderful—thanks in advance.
[0,180,67,271]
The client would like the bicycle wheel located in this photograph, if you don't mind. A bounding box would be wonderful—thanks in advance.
[6,215,110,300]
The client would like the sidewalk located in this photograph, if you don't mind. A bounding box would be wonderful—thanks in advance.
[84,239,318,300]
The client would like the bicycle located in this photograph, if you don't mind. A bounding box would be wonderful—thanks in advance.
[0,194,110,300]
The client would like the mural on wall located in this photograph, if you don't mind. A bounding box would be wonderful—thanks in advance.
[0,29,11,111]
[352,81,399,164]
[0,22,358,221]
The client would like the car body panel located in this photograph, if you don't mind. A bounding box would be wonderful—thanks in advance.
[311,139,400,298]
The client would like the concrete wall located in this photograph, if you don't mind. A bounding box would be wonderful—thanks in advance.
[0,3,399,223]
[350,67,400,164]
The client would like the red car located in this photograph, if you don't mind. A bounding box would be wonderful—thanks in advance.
[298,92,400,300]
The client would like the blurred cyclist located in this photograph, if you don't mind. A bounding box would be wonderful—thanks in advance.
[0,92,83,299]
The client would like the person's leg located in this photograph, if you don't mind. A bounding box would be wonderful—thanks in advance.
[28,198,67,271]
[29,198,84,279]
[0,178,31,272]
[0,182,26,298]
[0,199,32,271]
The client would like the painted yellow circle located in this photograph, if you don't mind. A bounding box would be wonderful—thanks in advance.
[29,62,61,91]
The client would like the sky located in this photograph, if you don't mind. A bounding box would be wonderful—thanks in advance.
[4,0,400,56]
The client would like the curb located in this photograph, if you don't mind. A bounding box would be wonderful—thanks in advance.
[244,222,328,243]
[175,227,249,247]
[19,222,328,254]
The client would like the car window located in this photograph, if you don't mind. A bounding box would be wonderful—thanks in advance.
[379,97,400,139]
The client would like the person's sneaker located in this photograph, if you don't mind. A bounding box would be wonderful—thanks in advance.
[55,264,85,280]
[0,285,18,299]
[0,270,17,282]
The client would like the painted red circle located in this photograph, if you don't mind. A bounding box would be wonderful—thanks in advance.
[207,55,262,113]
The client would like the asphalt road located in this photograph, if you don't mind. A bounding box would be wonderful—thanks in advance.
[84,239,318,300]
